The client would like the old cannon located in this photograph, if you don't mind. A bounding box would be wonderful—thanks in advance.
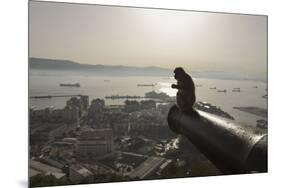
[167,105,267,174]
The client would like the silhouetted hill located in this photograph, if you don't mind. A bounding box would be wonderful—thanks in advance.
[29,58,267,81]
[29,57,172,76]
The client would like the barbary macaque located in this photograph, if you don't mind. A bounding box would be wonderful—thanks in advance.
[171,67,196,114]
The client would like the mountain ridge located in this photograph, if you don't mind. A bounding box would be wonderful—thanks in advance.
[29,57,172,76]
[29,57,267,82]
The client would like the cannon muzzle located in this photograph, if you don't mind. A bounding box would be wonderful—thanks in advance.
[167,105,267,174]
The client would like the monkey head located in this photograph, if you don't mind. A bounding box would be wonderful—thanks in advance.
[174,67,186,81]
[172,67,186,89]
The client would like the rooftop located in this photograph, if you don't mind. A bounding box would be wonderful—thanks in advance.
[129,157,166,179]
[30,160,62,174]
[70,164,93,177]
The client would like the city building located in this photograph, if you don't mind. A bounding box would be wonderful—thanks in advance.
[30,107,54,122]
[77,128,114,159]
[65,105,79,122]
[104,104,124,113]
[29,160,66,179]
[89,99,105,114]
[69,164,94,183]
[80,95,89,111]
[51,109,67,121]
[88,99,106,127]
[65,96,89,121]
[104,111,129,135]
[124,100,139,112]
[140,100,156,110]
[129,156,168,179]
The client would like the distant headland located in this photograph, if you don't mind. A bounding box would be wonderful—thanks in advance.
[29,57,267,82]
[29,57,171,76]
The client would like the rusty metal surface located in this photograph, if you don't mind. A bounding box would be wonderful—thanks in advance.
[167,105,267,174]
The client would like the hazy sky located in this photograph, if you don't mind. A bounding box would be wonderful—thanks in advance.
[29,1,267,74]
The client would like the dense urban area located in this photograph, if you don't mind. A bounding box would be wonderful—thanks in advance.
[29,91,253,187]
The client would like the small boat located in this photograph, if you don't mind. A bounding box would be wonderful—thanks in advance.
[209,87,216,90]
[137,84,155,87]
[232,88,240,92]
[253,86,258,88]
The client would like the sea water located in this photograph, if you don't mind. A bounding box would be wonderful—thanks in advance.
[29,70,267,127]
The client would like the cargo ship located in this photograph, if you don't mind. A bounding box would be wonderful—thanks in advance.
[59,83,80,87]
[137,84,155,87]
[217,89,227,93]
[232,88,240,92]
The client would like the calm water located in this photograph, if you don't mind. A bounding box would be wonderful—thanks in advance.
[29,70,267,126]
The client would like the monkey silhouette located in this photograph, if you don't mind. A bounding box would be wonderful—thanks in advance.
[171,67,197,116]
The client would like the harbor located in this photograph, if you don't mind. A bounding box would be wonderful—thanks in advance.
[29,73,267,127]
[30,94,83,99]
[105,95,143,99]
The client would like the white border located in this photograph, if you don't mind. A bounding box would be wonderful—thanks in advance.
[1,0,280,188]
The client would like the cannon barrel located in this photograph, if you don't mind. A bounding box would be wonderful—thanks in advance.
[167,105,267,174]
